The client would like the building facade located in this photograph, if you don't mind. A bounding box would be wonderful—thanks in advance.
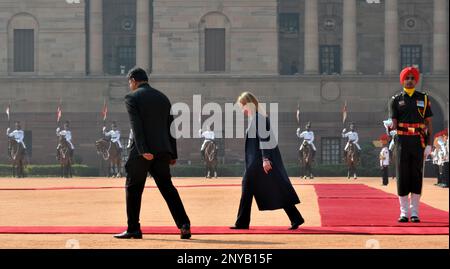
[0,0,448,169]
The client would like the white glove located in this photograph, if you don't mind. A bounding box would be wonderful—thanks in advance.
[389,130,397,136]
[383,119,393,129]
[102,126,106,132]
[56,127,60,132]
[424,145,432,157]
[342,128,347,133]
[6,127,10,134]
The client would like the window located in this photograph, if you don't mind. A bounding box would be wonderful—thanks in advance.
[401,45,422,71]
[103,0,137,75]
[205,28,225,72]
[320,45,341,74]
[24,130,32,157]
[117,46,136,74]
[14,29,34,72]
[321,137,341,165]
[279,13,299,35]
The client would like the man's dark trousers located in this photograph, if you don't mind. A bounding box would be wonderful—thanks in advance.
[125,154,190,232]
[381,166,389,185]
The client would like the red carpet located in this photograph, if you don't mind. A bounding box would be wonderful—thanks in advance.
[0,183,310,191]
[0,225,447,235]
[315,184,449,228]
[0,183,447,235]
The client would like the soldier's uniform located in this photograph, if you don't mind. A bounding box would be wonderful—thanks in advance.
[104,129,123,148]
[390,70,433,222]
[200,129,216,159]
[379,146,390,186]
[7,128,27,149]
[56,128,75,150]
[297,128,317,151]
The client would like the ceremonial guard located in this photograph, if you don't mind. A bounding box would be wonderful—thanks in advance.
[390,67,433,223]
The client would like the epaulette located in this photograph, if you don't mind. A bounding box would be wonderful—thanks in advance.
[417,90,428,96]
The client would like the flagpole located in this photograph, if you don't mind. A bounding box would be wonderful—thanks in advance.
[103,98,107,127]
[6,100,12,156]
[7,100,11,129]
[56,99,62,150]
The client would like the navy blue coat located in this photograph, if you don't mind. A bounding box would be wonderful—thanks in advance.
[243,113,300,210]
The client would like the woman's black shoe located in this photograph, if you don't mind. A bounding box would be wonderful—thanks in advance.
[398,216,409,223]
[229,226,249,230]
[289,218,305,230]
[180,224,191,239]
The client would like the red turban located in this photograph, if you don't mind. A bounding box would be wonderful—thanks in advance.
[400,66,420,85]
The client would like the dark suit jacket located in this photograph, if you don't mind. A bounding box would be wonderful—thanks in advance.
[125,83,177,160]
[244,112,300,210]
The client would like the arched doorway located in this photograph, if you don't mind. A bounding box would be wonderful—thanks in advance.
[425,96,445,177]
[428,96,445,135]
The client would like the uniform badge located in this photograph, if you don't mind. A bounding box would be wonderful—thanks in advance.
[399,100,405,106]
[416,100,425,107]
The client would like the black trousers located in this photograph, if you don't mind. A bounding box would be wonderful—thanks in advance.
[441,162,449,186]
[381,166,389,185]
[395,136,424,196]
[235,179,303,227]
[438,165,443,184]
[124,155,190,232]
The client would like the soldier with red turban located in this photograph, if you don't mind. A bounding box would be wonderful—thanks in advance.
[390,66,433,223]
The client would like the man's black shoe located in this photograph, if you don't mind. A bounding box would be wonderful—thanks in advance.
[398,216,409,223]
[180,224,191,239]
[113,230,143,239]
[229,225,249,230]
[410,216,421,223]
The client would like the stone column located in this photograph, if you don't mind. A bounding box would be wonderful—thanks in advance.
[89,0,103,75]
[136,0,150,72]
[342,0,357,74]
[384,0,399,74]
[304,0,319,74]
[433,0,448,74]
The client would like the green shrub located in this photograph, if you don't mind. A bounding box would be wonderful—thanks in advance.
[0,164,98,177]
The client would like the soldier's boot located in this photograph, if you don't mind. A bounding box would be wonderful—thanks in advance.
[410,193,421,222]
[398,195,409,222]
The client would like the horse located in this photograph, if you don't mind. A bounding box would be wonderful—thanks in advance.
[95,138,122,178]
[8,139,26,178]
[344,142,359,179]
[203,140,218,179]
[57,136,73,178]
[299,141,314,179]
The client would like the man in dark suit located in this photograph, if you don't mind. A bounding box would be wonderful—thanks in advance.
[114,67,191,240]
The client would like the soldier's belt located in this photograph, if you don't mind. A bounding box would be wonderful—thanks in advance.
[397,123,426,148]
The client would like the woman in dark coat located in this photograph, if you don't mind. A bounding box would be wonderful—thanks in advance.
[230,92,305,230]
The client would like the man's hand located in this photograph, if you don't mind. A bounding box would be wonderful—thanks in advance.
[169,159,176,165]
[424,145,432,158]
[102,126,106,132]
[342,128,346,133]
[56,127,60,132]
[263,158,272,174]
[6,128,10,133]
[142,153,154,161]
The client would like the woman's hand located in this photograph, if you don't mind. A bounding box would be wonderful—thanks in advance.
[142,153,154,161]
[263,158,272,174]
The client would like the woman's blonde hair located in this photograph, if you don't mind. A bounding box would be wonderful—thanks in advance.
[237,91,266,116]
